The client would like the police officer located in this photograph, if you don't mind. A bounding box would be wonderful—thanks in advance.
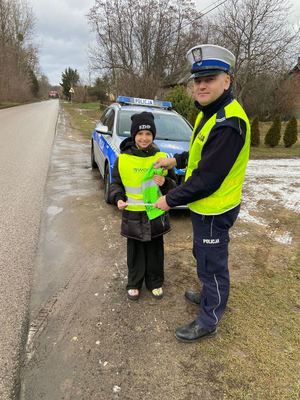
[154,44,250,342]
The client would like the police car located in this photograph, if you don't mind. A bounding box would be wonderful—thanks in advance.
[91,96,192,203]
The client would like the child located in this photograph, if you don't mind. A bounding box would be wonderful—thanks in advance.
[109,111,176,301]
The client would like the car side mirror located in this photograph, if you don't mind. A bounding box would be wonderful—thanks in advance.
[95,123,111,135]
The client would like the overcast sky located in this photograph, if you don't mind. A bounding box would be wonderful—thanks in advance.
[29,0,300,86]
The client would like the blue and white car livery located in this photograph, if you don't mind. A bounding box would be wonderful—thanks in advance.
[91,96,193,203]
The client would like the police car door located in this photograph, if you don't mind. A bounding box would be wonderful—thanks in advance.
[95,108,115,177]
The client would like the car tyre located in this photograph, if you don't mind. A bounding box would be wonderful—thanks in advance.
[91,141,97,169]
[104,164,111,204]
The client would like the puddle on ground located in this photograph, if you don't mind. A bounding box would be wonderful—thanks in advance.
[46,206,63,219]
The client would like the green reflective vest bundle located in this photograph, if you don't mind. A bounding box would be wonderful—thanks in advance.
[118,152,168,220]
[186,99,250,215]
[141,165,167,220]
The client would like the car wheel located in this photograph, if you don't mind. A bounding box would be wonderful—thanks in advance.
[91,141,97,169]
[104,164,111,204]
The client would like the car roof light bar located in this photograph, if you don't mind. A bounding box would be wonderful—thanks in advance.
[116,95,172,109]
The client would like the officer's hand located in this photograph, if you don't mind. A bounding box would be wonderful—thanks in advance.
[153,175,165,186]
[117,199,128,210]
[154,157,176,169]
[154,195,170,211]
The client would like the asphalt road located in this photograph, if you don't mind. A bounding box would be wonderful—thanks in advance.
[0,100,59,399]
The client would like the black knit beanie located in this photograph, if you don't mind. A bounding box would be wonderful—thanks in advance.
[130,111,156,140]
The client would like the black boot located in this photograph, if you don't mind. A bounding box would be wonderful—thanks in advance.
[175,320,217,342]
[184,289,201,305]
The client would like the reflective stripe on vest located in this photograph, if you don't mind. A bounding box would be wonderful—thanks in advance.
[119,152,168,212]
[185,99,250,215]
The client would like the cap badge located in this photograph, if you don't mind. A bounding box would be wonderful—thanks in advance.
[192,47,202,62]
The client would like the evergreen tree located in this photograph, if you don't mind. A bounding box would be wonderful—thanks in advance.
[251,116,260,147]
[60,68,80,100]
[165,86,196,125]
[29,69,39,97]
[88,77,109,102]
[283,116,298,148]
[264,115,281,147]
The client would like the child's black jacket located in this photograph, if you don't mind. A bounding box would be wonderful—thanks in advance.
[109,138,176,242]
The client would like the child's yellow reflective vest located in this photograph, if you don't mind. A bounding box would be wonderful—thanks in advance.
[118,152,168,220]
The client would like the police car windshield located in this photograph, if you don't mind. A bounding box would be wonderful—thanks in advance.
[117,110,191,142]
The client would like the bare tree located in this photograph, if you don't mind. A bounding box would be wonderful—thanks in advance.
[275,73,300,117]
[87,0,205,97]
[242,72,277,118]
[0,0,38,102]
[212,0,300,103]
[37,74,51,99]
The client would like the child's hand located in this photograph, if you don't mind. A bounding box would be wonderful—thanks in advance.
[153,175,165,186]
[155,195,170,211]
[117,200,128,210]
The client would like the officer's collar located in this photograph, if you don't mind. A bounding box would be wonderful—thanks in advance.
[195,88,233,117]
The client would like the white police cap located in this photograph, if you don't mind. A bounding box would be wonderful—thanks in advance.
[186,44,235,79]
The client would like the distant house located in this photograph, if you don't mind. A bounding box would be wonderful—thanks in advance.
[157,69,192,99]
[289,57,300,117]
[49,90,59,99]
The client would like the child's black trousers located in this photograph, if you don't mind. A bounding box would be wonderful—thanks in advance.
[126,236,164,290]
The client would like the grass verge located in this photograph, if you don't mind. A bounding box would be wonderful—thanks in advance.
[250,144,300,159]
[204,255,300,399]
[0,102,21,109]
[62,101,103,139]
[251,120,300,159]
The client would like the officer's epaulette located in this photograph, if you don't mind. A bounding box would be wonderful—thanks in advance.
[215,108,246,140]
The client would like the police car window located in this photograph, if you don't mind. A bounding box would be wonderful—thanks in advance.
[106,110,115,131]
[99,109,115,132]
[117,110,191,142]
[100,109,111,125]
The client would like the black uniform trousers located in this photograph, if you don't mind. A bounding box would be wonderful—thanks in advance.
[126,236,164,291]
[191,205,240,330]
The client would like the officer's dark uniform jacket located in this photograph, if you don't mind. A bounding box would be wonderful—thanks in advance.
[166,89,248,210]
[110,137,176,242]
[165,88,250,330]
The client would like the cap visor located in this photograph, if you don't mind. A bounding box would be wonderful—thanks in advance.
[189,70,226,80]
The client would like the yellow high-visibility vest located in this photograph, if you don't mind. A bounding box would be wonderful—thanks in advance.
[119,152,167,212]
[185,99,250,215]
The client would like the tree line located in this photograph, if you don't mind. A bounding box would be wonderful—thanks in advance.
[86,0,300,120]
[0,0,50,103]
[251,115,298,148]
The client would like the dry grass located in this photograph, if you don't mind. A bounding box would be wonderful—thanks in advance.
[251,120,300,159]
[0,101,21,109]
[205,259,300,399]
[169,209,300,399]
[62,101,103,139]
